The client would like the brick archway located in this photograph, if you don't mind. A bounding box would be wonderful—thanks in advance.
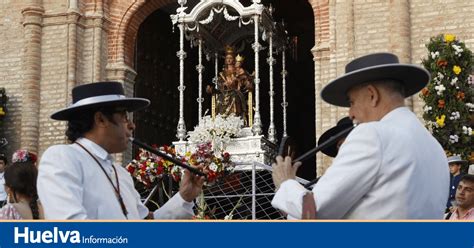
[108,0,174,67]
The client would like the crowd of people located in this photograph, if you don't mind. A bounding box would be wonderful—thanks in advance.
[0,52,472,220]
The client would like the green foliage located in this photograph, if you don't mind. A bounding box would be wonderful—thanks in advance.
[420,34,473,161]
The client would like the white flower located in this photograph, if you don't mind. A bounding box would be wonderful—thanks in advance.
[462,126,473,136]
[450,77,458,86]
[466,103,474,111]
[423,106,432,113]
[449,111,460,120]
[449,135,459,144]
[188,114,244,149]
[434,84,446,95]
[452,44,463,56]
[431,51,440,59]
[209,162,218,172]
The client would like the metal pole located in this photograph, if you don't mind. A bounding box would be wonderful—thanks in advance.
[267,33,276,143]
[196,38,204,120]
[176,22,187,141]
[281,48,288,137]
[251,14,262,135]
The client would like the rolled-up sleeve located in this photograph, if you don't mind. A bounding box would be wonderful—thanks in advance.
[153,193,195,219]
[272,124,381,219]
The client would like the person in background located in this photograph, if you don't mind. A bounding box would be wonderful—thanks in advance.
[317,117,353,158]
[448,174,474,220]
[0,149,43,219]
[446,155,467,210]
[0,154,7,206]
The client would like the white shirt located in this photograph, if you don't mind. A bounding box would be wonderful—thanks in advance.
[272,107,450,219]
[0,172,6,201]
[37,138,194,220]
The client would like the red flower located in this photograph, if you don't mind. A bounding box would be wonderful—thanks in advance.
[156,165,164,175]
[457,91,465,100]
[421,87,429,96]
[436,59,448,67]
[438,99,445,108]
[126,165,135,174]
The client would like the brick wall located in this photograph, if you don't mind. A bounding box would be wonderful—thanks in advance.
[0,1,26,157]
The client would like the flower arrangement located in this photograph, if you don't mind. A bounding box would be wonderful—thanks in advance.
[126,142,235,188]
[126,145,182,187]
[421,34,473,161]
[12,149,38,163]
[188,114,244,152]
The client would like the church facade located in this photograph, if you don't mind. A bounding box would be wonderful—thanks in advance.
[0,0,473,174]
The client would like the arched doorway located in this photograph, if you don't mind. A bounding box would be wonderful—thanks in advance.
[134,0,315,180]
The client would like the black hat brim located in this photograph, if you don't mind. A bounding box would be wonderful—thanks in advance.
[51,98,150,120]
[321,64,430,107]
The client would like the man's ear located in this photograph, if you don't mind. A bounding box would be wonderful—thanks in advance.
[94,111,108,128]
[366,84,380,107]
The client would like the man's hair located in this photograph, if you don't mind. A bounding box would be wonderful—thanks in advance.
[460,174,474,185]
[0,154,7,164]
[65,107,119,143]
[373,79,406,97]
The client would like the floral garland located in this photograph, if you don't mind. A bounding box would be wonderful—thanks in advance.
[421,34,473,161]
[126,142,235,188]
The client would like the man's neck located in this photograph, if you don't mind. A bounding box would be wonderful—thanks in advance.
[83,133,111,154]
[456,206,473,218]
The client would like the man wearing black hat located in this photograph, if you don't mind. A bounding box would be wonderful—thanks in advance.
[271,53,450,219]
[317,117,353,158]
[37,82,205,219]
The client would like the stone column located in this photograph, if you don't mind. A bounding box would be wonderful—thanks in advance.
[106,63,138,165]
[21,0,44,153]
[66,5,81,106]
[389,0,413,110]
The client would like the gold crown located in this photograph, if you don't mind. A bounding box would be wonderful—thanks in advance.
[224,45,234,55]
[235,54,245,62]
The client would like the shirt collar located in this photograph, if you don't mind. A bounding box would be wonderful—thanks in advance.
[380,106,410,123]
[454,207,474,219]
[76,137,113,162]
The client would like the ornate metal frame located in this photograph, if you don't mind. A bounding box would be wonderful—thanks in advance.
[170,0,289,142]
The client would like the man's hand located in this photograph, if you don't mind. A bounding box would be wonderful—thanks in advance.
[272,155,302,191]
[179,165,206,202]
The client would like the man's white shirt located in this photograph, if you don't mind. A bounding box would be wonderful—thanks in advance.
[37,138,194,219]
[272,107,450,219]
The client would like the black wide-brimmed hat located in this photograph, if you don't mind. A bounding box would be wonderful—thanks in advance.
[317,117,353,157]
[51,82,150,120]
[321,53,430,107]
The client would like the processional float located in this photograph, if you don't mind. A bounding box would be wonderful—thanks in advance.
[171,0,288,169]
[166,0,298,219]
[136,0,351,219]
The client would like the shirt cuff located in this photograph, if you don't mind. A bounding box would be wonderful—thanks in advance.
[271,179,308,219]
[153,192,195,219]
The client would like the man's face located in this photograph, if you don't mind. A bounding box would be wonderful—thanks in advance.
[347,85,373,124]
[449,163,461,174]
[103,110,135,154]
[455,180,474,209]
[0,160,5,173]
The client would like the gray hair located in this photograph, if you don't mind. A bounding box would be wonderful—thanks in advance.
[372,79,406,97]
